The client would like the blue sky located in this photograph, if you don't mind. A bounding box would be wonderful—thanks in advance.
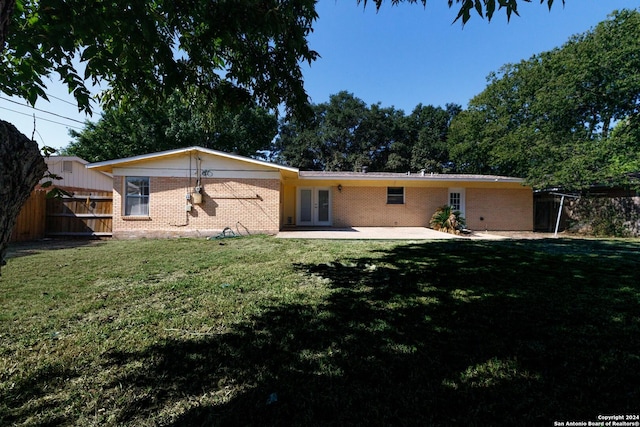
[1,0,638,151]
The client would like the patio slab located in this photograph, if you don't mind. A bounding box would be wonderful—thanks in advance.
[276,227,509,240]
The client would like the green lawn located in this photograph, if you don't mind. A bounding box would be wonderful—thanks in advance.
[1,236,639,426]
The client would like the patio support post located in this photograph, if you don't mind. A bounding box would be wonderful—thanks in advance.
[554,194,565,238]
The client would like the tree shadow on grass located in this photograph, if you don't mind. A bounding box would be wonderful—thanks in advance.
[5,238,107,261]
[102,239,640,426]
[0,359,81,426]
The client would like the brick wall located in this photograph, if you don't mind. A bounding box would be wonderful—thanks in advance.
[113,177,280,238]
[333,186,447,227]
[332,185,532,231]
[466,187,533,231]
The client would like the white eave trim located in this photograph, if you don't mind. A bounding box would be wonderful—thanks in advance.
[87,146,299,174]
[298,173,526,183]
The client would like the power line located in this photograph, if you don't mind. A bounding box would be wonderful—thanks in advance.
[0,96,87,125]
[44,91,84,107]
[0,106,84,130]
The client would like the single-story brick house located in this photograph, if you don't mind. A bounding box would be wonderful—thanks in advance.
[88,146,533,238]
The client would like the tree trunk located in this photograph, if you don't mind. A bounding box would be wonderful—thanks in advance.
[0,120,47,275]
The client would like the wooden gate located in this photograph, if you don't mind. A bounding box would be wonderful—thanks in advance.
[46,191,112,237]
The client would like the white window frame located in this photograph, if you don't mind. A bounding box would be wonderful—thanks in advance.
[124,176,150,216]
[448,187,466,217]
[387,187,405,205]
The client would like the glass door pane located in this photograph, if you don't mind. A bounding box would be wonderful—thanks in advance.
[317,189,330,223]
[300,189,312,223]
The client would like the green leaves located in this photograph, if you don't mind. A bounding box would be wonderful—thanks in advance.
[274,91,460,173]
[63,90,277,162]
[449,9,640,190]
[1,0,318,120]
[360,0,563,24]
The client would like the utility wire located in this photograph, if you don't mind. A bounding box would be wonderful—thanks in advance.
[43,91,84,107]
[0,106,84,130]
[0,96,87,125]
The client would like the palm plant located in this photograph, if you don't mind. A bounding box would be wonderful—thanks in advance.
[430,205,466,234]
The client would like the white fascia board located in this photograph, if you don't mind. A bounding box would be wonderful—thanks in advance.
[87,146,298,174]
[299,174,525,183]
[195,147,299,173]
[46,156,89,165]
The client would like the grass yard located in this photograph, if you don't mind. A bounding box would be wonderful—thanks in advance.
[1,235,639,426]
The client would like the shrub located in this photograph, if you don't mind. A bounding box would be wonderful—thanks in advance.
[567,196,640,237]
[430,205,466,234]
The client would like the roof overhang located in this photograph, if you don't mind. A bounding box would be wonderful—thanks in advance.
[297,171,526,184]
[87,146,299,174]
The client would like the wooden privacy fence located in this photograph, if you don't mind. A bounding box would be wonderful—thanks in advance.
[10,189,47,242]
[10,190,113,242]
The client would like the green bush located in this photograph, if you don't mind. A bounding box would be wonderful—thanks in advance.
[430,205,466,234]
[567,197,640,237]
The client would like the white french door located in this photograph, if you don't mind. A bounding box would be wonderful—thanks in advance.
[297,187,332,226]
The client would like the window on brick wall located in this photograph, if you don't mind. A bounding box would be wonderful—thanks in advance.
[125,177,150,216]
[387,187,404,204]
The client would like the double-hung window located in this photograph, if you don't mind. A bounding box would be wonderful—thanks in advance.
[125,177,150,216]
[387,187,404,204]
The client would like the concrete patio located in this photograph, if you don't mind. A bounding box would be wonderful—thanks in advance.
[276,227,510,240]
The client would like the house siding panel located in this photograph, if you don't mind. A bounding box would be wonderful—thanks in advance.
[43,157,113,191]
[113,177,280,238]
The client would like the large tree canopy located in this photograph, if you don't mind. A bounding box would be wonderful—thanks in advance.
[2,0,319,117]
[273,91,461,173]
[62,92,278,162]
[0,0,564,120]
[448,9,640,190]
